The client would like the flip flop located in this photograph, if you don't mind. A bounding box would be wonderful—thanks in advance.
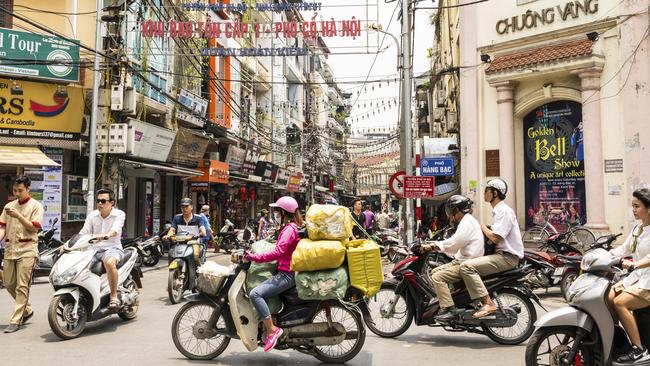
[108,299,121,310]
[472,306,497,319]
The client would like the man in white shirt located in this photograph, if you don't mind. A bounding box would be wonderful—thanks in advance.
[420,195,484,321]
[78,188,126,309]
[460,178,523,318]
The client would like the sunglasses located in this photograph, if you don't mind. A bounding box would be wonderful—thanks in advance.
[96,199,113,204]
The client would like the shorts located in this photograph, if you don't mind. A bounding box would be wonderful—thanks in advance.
[623,284,650,303]
[94,247,124,264]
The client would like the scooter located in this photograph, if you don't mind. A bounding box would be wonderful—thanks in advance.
[122,226,169,268]
[235,220,256,251]
[524,240,650,366]
[167,232,202,304]
[171,251,369,363]
[365,241,542,345]
[34,218,65,278]
[523,232,583,292]
[215,220,239,254]
[47,234,142,340]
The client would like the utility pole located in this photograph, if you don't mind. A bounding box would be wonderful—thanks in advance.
[400,0,414,245]
[87,0,104,214]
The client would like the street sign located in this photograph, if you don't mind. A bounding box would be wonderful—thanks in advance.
[388,171,406,198]
[420,157,454,176]
[404,176,435,198]
[0,27,80,82]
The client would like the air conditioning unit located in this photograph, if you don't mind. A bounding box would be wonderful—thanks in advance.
[433,107,445,121]
[447,111,459,133]
[110,84,124,111]
[96,123,130,154]
[436,89,447,107]
[122,88,136,116]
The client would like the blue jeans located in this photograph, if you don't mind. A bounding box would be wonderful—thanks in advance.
[249,271,295,320]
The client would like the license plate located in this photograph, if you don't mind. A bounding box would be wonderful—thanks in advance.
[553,267,564,277]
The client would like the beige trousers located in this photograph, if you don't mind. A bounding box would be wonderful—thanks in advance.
[430,259,463,309]
[459,251,520,300]
[4,256,36,325]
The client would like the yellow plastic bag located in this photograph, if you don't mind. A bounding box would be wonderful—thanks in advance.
[291,239,346,272]
[305,204,353,241]
[346,240,383,297]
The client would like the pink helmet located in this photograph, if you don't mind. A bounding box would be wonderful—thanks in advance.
[270,196,299,213]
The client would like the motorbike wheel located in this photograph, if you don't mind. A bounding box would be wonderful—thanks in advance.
[525,326,601,366]
[482,289,537,345]
[142,249,160,267]
[48,294,87,340]
[365,283,413,338]
[561,272,578,302]
[118,278,140,321]
[171,300,230,360]
[311,302,366,364]
[168,268,185,304]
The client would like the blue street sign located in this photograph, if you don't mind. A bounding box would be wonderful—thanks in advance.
[420,157,454,177]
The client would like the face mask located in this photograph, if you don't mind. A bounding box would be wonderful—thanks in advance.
[274,212,281,223]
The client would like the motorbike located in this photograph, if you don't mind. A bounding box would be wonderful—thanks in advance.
[167,232,202,304]
[372,228,400,260]
[47,234,142,340]
[122,226,169,268]
[235,220,256,250]
[34,218,65,278]
[523,231,584,292]
[215,220,240,254]
[170,251,369,363]
[365,241,541,345]
[524,242,650,366]
[553,234,623,301]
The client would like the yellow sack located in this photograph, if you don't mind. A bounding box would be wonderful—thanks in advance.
[346,240,383,297]
[291,239,346,272]
[305,204,353,241]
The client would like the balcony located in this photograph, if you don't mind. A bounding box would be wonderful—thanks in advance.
[309,71,325,86]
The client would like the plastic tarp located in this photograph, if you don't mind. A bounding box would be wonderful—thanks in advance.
[291,239,346,272]
[245,240,282,316]
[296,266,349,300]
[305,204,353,241]
[346,240,383,297]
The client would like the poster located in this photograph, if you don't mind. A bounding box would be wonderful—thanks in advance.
[523,101,586,230]
[24,148,63,239]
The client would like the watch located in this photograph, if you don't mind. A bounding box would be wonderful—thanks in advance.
[629,264,636,272]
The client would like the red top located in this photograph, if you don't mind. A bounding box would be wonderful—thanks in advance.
[248,223,299,273]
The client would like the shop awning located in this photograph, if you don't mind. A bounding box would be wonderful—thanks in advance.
[0,146,60,167]
[121,159,203,177]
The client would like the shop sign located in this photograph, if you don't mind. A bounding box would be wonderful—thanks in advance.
[128,118,176,162]
[275,168,290,189]
[524,101,586,231]
[420,157,454,177]
[254,161,279,184]
[288,172,303,192]
[190,159,229,185]
[242,137,261,174]
[0,78,84,140]
[167,127,210,166]
[24,148,63,239]
[177,89,208,128]
[226,145,246,173]
[404,176,435,199]
[0,27,80,82]
[495,0,599,35]
[190,182,209,192]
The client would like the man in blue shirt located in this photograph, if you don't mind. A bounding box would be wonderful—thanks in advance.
[199,205,213,257]
[164,198,206,261]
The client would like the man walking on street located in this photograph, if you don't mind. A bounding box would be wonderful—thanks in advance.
[0,176,44,333]
[351,199,366,239]
[363,204,376,235]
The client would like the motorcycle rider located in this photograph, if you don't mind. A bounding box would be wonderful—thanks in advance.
[199,205,213,258]
[77,188,126,311]
[460,178,524,318]
[164,198,206,261]
[420,195,484,321]
[244,196,303,352]
[607,188,650,363]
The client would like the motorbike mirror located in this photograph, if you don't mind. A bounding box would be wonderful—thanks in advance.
[52,217,59,225]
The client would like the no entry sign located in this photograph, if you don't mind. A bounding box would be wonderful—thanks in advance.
[389,171,406,198]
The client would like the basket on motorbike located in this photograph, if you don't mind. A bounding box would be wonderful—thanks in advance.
[196,263,230,296]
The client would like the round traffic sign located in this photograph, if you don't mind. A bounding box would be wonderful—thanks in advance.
[388,171,405,198]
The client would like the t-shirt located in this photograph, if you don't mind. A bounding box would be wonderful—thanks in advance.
[171,214,205,237]
[0,197,44,259]
[377,212,390,229]
[491,201,524,258]
[351,211,366,238]
[363,210,376,230]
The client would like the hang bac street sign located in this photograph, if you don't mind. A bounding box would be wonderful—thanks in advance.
[420,157,454,177]
[0,27,80,83]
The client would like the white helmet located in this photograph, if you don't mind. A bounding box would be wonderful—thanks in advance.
[485,178,508,197]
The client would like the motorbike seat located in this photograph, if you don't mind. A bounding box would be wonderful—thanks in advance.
[89,248,136,276]
[557,254,582,262]
[481,265,525,280]
[279,286,308,304]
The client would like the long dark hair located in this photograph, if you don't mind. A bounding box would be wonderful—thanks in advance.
[281,209,304,227]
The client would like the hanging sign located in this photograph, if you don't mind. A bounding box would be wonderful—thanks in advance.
[420,157,454,177]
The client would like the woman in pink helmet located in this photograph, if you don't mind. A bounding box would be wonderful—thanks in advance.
[245,196,303,352]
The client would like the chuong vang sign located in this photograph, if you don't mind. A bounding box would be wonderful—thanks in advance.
[495,0,599,35]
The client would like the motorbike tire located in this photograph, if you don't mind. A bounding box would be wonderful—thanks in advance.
[48,293,87,340]
[525,326,600,366]
[561,271,578,302]
[118,278,140,321]
[171,300,230,360]
[168,268,185,304]
[311,302,366,364]
[482,288,537,345]
[365,283,413,338]
[142,250,160,267]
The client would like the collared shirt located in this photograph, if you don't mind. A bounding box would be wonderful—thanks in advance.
[377,212,390,229]
[611,223,650,290]
[491,201,524,258]
[438,214,484,262]
[80,207,126,250]
[171,214,205,237]
[0,197,44,259]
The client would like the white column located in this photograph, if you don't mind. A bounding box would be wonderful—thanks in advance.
[493,81,518,209]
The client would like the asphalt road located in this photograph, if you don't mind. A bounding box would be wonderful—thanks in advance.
[0,255,565,366]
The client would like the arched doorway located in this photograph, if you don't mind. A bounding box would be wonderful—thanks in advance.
[523,100,586,231]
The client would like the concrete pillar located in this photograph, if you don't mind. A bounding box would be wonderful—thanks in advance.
[573,67,608,230]
[494,81,518,209]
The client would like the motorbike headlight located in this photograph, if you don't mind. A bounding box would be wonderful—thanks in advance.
[52,267,79,286]
[580,251,599,272]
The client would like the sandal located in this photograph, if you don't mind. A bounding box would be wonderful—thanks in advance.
[472,306,497,319]
[108,299,121,310]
